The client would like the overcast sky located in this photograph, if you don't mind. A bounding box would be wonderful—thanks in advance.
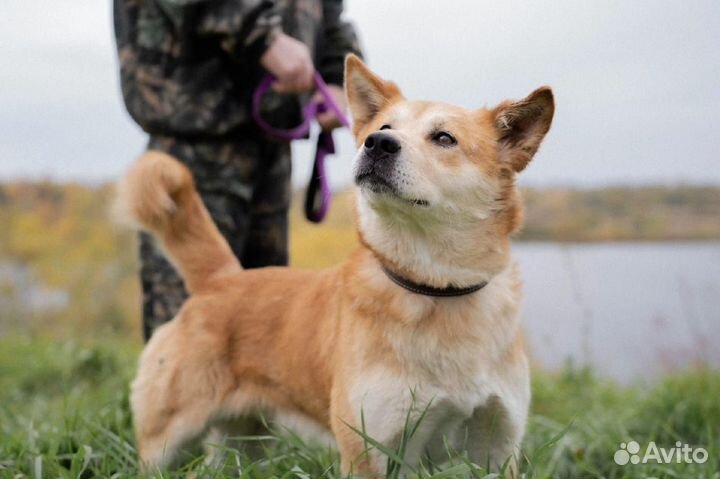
[1,0,719,188]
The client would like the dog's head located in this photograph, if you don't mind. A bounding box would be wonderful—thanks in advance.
[344,55,554,285]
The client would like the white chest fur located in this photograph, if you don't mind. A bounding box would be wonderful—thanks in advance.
[348,262,530,469]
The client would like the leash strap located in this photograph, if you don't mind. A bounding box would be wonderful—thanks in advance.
[252,72,350,223]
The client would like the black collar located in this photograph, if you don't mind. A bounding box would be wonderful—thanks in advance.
[381,264,488,298]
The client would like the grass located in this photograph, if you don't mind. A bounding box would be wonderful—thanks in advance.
[0,336,718,478]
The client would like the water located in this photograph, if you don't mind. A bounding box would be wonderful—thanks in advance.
[513,242,720,384]
[1,242,717,383]
[0,262,69,312]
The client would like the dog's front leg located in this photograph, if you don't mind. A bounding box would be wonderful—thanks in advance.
[330,374,440,478]
[464,392,529,478]
[330,385,378,478]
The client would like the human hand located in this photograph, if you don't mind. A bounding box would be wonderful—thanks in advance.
[313,84,347,131]
[260,32,315,94]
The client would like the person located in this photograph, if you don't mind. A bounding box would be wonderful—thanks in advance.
[113,0,362,340]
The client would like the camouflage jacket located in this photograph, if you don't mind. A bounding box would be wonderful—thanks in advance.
[113,0,362,138]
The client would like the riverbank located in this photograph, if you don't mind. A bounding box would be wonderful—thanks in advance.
[1,181,719,339]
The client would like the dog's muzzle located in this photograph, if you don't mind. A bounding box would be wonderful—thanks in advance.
[354,132,402,190]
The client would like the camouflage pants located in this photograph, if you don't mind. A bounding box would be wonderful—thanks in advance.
[140,133,291,341]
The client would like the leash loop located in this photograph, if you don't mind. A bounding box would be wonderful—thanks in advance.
[252,72,350,223]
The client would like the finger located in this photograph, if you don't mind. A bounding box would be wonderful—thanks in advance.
[331,92,347,113]
[287,78,304,94]
[282,70,305,94]
[271,81,290,93]
[317,112,340,131]
[298,68,312,92]
[274,73,303,94]
[298,63,315,92]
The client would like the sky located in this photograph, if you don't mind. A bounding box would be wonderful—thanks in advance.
[1,0,719,188]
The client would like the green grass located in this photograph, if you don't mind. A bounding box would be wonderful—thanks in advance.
[0,336,717,478]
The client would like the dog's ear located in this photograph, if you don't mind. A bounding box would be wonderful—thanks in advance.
[344,54,403,137]
[492,87,554,172]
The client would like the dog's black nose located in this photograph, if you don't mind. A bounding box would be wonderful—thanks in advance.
[364,132,401,158]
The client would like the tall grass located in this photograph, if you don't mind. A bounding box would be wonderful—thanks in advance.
[1,336,717,478]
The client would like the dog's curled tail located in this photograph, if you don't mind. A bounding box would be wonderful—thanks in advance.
[113,151,241,293]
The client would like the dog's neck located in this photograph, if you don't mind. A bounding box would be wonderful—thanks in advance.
[356,197,510,289]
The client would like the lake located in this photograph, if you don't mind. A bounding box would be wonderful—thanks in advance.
[514,241,720,384]
[1,241,717,383]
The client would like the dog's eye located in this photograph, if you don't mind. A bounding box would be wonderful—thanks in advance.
[432,131,457,147]
[380,124,392,131]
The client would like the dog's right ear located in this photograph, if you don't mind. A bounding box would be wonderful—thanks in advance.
[344,54,403,137]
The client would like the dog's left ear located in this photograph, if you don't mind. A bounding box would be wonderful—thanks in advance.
[344,54,403,138]
[492,87,554,172]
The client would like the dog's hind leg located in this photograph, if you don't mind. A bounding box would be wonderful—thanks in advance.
[130,321,235,471]
[203,416,271,470]
[135,400,212,470]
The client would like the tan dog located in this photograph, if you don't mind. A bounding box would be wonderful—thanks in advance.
[116,55,554,476]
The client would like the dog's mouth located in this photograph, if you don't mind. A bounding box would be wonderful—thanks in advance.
[355,172,429,207]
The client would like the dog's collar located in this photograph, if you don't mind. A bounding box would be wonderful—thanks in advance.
[380,264,488,298]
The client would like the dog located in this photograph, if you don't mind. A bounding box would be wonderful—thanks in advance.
[115,54,554,477]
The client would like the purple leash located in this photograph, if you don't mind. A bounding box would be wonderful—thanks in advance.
[252,72,350,223]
